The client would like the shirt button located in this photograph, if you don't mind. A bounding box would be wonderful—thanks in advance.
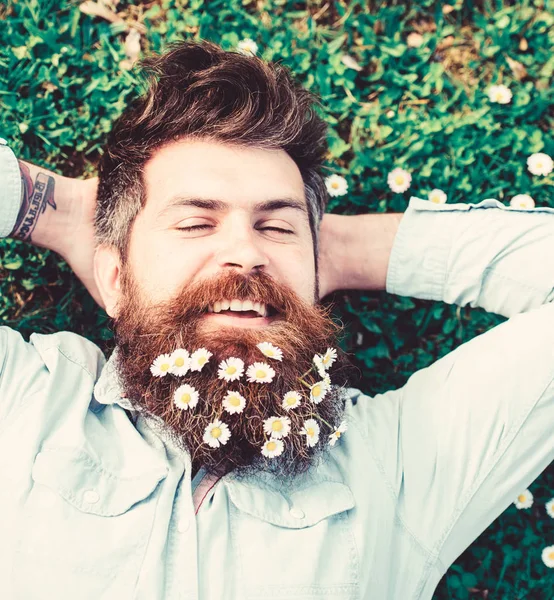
[83,489,100,504]
[178,518,191,533]
[289,506,305,519]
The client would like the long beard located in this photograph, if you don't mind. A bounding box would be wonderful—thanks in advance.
[113,270,350,479]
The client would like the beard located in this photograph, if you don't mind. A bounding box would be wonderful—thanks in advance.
[113,268,350,480]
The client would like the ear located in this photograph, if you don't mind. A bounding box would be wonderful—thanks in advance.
[94,245,123,318]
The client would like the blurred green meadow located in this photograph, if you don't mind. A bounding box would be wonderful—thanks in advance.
[1,0,553,596]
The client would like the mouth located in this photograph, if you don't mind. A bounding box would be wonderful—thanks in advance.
[201,298,280,328]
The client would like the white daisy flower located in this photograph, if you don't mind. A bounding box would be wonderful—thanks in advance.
[217,357,245,382]
[237,38,258,56]
[429,189,447,204]
[190,348,213,372]
[545,498,554,519]
[246,362,276,384]
[173,384,199,411]
[222,390,247,415]
[325,174,348,197]
[328,420,348,447]
[514,489,533,509]
[263,416,291,439]
[170,348,191,376]
[313,354,327,378]
[406,32,424,48]
[203,419,231,449]
[510,194,535,209]
[310,380,329,404]
[282,391,302,411]
[527,152,553,176]
[261,438,285,458]
[321,347,337,369]
[150,353,173,377]
[257,342,283,361]
[300,418,320,447]
[542,545,554,568]
[387,168,412,193]
[488,84,512,104]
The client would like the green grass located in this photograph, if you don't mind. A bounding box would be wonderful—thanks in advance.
[1,0,554,596]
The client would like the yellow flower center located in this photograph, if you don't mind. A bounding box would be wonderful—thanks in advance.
[174,357,185,367]
[312,385,322,397]
[198,356,207,365]
[272,421,283,432]
[518,494,526,503]
[536,162,543,169]
[336,431,342,438]
[229,395,241,406]
[395,175,404,185]
[256,369,266,378]
[266,349,274,356]
[161,363,170,372]
[520,202,526,208]
[266,441,277,452]
[323,356,330,364]
[180,393,191,404]
[306,427,315,437]
[431,195,440,203]
[549,551,554,561]
[226,366,237,375]
[495,92,503,102]
[211,427,222,439]
[331,181,339,189]
[286,396,297,405]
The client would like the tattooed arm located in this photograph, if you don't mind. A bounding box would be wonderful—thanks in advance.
[10,160,102,306]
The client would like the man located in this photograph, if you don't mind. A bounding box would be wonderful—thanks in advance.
[1,40,553,599]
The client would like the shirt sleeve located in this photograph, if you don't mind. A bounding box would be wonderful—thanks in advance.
[357,300,554,575]
[0,139,22,238]
[386,197,554,317]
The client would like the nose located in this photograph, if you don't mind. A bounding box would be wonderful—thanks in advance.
[215,224,269,275]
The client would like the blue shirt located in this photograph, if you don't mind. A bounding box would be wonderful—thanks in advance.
[2,143,554,599]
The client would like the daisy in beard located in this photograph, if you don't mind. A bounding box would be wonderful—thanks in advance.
[263,416,291,439]
[313,354,327,378]
[282,391,301,411]
[246,362,276,383]
[257,342,283,361]
[150,353,173,377]
[300,418,320,447]
[203,419,231,448]
[328,421,348,447]
[190,348,212,372]
[170,348,191,376]
[218,357,245,382]
[222,390,247,415]
[261,438,284,458]
[321,348,337,369]
[310,380,329,404]
[173,384,199,411]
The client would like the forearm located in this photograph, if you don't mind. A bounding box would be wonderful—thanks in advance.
[9,159,93,256]
[318,212,403,295]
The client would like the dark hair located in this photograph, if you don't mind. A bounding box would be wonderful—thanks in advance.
[95,39,329,260]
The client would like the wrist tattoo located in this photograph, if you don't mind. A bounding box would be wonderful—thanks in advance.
[11,161,57,241]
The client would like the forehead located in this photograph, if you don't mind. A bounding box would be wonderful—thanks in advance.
[142,138,306,213]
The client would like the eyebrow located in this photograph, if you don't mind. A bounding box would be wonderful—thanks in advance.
[159,196,308,217]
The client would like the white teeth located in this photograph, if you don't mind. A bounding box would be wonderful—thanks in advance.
[207,306,213,313]
[230,299,242,311]
[209,299,268,317]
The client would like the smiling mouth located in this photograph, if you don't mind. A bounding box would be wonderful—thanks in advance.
[205,299,279,319]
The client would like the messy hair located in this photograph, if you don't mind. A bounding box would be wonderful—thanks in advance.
[95,39,329,260]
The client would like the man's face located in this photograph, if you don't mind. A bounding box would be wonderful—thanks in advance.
[126,139,316,321]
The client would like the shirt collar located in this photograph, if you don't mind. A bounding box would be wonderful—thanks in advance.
[93,347,134,411]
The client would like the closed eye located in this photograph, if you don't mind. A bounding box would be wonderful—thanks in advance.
[259,226,293,234]
[176,224,213,232]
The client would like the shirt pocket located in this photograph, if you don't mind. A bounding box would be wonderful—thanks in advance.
[226,479,359,600]
[12,447,167,600]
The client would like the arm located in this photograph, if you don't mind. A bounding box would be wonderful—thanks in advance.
[322,197,554,318]
[318,212,402,297]
[0,142,101,305]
